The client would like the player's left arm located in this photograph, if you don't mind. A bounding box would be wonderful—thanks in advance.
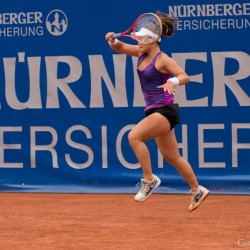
[157,54,189,94]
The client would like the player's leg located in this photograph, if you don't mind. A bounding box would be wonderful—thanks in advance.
[128,112,171,180]
[128,113,170,201]
[155,129,199,190]
[155,130,210,211]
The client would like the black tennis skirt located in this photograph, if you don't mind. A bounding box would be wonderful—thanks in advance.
[145,104,180,130]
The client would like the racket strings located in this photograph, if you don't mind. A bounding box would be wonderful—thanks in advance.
[135,14,162,37]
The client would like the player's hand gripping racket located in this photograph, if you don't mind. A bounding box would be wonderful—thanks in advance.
[112,13,162,45]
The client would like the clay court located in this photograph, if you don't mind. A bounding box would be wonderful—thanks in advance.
[0,193,249,250]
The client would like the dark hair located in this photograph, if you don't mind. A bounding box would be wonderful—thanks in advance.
[156,11,177,37]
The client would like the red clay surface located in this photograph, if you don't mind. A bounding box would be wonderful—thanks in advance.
[0,193,249,250]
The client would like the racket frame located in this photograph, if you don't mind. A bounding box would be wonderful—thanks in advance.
[112,13,162,43]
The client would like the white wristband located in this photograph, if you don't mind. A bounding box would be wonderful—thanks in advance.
[108,38,118,46]
[168,77,179,86]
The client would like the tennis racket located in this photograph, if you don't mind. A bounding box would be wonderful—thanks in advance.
[112,13,162,44]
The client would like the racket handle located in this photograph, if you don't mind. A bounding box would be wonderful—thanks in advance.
[112,33,121,38]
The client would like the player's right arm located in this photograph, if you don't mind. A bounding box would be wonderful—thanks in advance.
[105,32,139,57]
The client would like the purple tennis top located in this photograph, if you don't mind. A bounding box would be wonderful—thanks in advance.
[137,51,174,111]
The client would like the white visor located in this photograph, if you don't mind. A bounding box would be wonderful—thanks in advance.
[135,28,161,42]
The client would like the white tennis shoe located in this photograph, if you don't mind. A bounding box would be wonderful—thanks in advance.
[135,174,161,202]
[188,185,210,211]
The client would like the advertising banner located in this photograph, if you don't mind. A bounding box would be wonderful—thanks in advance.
[0,0,249,194]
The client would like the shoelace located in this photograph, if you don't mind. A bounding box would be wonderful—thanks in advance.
[189,189,198,202]
[191,190,203,203]
[136,181,152,194]
[136,181,143,189]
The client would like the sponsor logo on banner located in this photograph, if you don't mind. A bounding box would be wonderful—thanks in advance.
[168,3,250,30]
[46,10,68,36]
[0,9,68,37]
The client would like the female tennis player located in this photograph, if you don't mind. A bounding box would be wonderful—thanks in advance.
[105,11,209,211]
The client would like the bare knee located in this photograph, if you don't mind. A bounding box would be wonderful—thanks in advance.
[128,130,142,149]
[128,130,137,148]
